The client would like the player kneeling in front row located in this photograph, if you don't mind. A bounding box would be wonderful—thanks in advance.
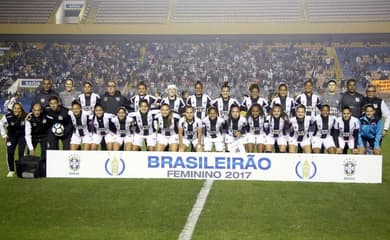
[357,104,382,155]
[288,105,314,153]
[109,107,134,151]
[69,101,93,150]
[334,107,360,154]
[202,106,226,152]
[246,103,266,153]
[312,104,337,154]
[264,104,289,153]
[225,104,247,153]
[178,105,203,152]
[89,104,112,150]
[154,103,181,151]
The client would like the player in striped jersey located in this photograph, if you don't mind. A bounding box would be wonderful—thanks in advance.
[246,103,266,153]
[178,105,203,152]
[129,81,159,112]
[288,105,315,153]
[211,84,240,120]
[154,103,181,152]
[270,83,295,118]
[89,104,113,150]
[109,107,134,151]
[295,79,321,117]
[160,84,185,115]
[334,107,360,154]
[68,101,92,150]
[186,81,212,120]
[264,104,289,153]
[312,104,337,154]
[77,81,100,116]
[240,83,269,114]
[202,106,226,152]
[225,104,248,152]
[130,99,159,151]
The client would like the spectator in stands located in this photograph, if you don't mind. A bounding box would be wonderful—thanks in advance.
[362,85,390,137]
[340,79,364,118]
[31,77,59,109]
[59,78,81,109]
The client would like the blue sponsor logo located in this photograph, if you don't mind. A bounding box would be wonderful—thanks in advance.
[295,159,317,180]
[147,154,271,171]
[105,155,126,176]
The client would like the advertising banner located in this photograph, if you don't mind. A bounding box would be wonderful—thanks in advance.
[47,151,382,183]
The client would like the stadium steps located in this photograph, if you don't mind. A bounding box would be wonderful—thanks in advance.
[167,0,177,23]
[328,47,344,81]
[301,0,308,21]
[85,0,98,24]
[48,0,63,24]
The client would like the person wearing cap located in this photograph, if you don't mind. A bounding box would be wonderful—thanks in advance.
[161,84,185,115]
[321,79,342,117]
[340,79,364,118]
[361,85,390,137]
[59,78,81,109]
[78,81,100,116]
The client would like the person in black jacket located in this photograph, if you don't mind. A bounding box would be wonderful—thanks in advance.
[0,102,27,177]
[25,103,51,163]
[45,96,73,150]
[100,80,129,114]
[31,77,60,110]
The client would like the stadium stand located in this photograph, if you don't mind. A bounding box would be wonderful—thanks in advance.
[0,0,59,23]
[94,0,169,24]
[307,0,390,22]
[173,0,301,23]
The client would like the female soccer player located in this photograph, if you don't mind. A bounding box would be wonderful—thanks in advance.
[154,103,181,151]
[202,106,226,152]
[90,104,113,150]
[288,105,314,153]
[0,102,27,177]
[131,99,159,151]
[270,83,295,118]
[334,107,360,154]
[68,100,92,150]
[264,104,289,153]
[186,81,212,120]
[357,104,382,155]
[225,104,247,152]
[178,105,203,152]
[109,107,134,151]
[160,84,185,115]
[241,83,269,114]
[312,104,337,154]
[246,103,266,153]
[211,83,240,120]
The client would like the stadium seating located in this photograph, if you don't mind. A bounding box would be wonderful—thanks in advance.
[0,0,58,23]
[173,0,301,23]
[95,0,169,24]
[307,0,390,22]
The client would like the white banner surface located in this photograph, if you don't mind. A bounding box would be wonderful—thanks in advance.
[47,151,382,183]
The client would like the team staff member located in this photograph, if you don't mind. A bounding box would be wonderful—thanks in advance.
[59,78,81,109]
[340,79,364,118]
[31,77,59,109]
[361,85,390,137]
[78,81,100,116]
[357,104,382,155]
[100,80,129,114]
[45,96,73,150]
[25,103,51,162]
[0,102,27,177]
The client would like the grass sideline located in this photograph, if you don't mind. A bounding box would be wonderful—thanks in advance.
[0,119,388,239]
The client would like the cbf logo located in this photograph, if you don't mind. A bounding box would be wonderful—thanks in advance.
[105,154,126,176]
[69,154,80,175]
[295,159,317,180]
[344,158,356,177]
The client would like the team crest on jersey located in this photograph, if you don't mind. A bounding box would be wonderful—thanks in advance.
[40,98,45,103]
[373,103,378,109]
[43,119,47,124]
[33,123,37,127]
[116,97,120,102]
[10,122,15,126]
[104,97,108,102]
[21,121,24,126]
[58,116,63,120]
[355,97,360,102]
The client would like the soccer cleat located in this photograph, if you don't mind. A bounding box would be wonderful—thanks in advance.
[6,171,15,177]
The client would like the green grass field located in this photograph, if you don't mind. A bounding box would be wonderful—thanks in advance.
[0,135,389,239]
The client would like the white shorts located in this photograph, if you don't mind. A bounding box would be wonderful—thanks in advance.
[225,135,246,144]
[204,136,225,152]
[104,133,117,144]
[70,133,93,145]
[133,134,156,147]
[288,136,311,147]
[156,134,179,146]
[90,134,103,145]
[246,133,265,145]
[338,137,356,149]
[312,136,335,149]
[264,135,287,146]
[124,135,134,144]
[182,138,200,147]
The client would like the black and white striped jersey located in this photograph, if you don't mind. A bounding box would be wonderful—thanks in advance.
[186,94,212,119]
[202,116,225,138]
[178,117,203,140]
[154,113,181,136]
[211,97,240,120]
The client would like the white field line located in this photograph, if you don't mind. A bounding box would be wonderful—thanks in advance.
[178,179,214,240]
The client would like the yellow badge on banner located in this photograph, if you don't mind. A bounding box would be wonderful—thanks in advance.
[372,80,390,93]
